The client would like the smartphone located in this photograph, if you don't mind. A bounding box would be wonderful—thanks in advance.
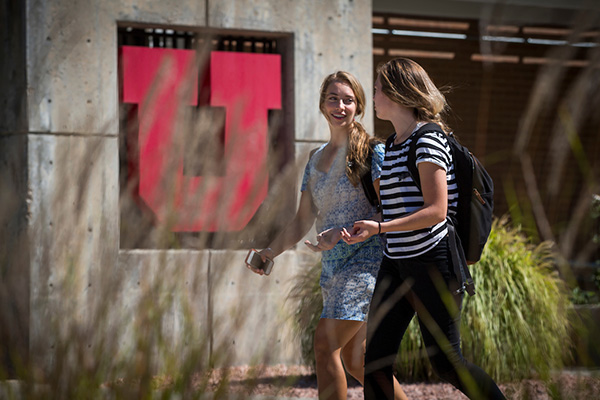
[245,249,274,275]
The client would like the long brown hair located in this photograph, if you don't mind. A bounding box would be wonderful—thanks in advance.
[319,71,379,186]
[376,57,451,133]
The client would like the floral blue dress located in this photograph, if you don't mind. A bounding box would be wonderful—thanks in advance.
[301,143,385,321]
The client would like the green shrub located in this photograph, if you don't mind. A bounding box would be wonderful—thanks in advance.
[394,218,571,382]
[459,217,571,382]
[289,218,572,383]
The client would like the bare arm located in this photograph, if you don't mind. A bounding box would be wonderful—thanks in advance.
[254,189,317,262]
[342,162,447,243]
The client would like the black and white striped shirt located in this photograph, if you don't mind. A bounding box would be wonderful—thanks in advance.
[380,124,458,259]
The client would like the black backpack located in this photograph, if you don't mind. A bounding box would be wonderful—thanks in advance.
[405,123,494,295]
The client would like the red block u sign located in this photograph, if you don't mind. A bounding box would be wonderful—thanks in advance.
[120,46,281,232]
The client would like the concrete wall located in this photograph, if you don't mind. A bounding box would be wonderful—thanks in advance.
[1,0,373,373]
[207,0,374,141]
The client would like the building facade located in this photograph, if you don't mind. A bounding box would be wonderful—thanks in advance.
[1,0,599,374]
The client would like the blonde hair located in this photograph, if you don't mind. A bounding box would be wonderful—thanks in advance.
[376,58,451,133]
[319,71,379,186]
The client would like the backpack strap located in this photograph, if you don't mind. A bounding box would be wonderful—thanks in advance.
[360,142,382,213]
[447,219,476,296]
[405,123,475,296]
[405,122,444,190]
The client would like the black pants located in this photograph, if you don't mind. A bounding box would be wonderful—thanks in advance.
[364,237,505,400]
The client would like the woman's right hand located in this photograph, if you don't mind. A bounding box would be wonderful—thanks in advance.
[304,227,341,252]
[245,248,275,276]
[259,248,275,261]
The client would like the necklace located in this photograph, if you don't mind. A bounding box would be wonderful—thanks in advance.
[394,120,418,145]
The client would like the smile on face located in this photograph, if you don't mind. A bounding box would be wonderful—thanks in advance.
[322,81,357,128]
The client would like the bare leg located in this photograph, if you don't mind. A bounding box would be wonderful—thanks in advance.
[339,324,365,383]
[340,323,409,400]
[315,319,409,400]
[314,318,363,400]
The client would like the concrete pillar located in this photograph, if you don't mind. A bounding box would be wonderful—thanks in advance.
[0,0,373,375]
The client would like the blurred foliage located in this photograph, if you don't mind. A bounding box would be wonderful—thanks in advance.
[593,194,600,255]
[287,260,323,369]
[0,258,234,400]
[567,195,600,304]
[570,287,599,305]
[290,217,572,384]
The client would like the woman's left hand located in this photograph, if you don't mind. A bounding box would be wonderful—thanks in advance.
[341,220,378,244]
[304,227,341,252]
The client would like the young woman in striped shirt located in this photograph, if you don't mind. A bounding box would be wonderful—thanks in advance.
[342,58,505,400]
